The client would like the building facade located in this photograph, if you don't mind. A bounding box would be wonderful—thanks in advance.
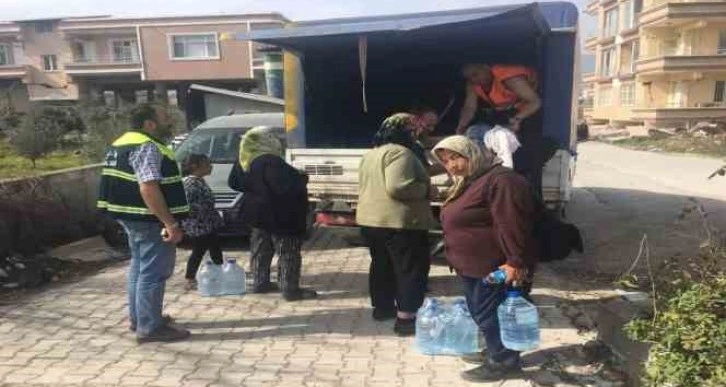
[0,13,286,112]
[584,0,726,128]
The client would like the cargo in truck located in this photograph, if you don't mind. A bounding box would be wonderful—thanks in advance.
[236,2,580,230]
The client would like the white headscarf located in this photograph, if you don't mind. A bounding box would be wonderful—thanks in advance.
[432,135,500,205]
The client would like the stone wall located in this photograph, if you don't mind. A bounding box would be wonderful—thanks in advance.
[0,164,102,255]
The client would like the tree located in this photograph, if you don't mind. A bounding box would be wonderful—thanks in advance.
[9,107,63,168]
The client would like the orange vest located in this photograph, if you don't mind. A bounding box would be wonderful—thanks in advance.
[473,65,538,113]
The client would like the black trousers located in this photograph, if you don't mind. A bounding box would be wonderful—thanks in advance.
[460,275,520,364]
[360,227,430,314]
[250,228,303,293]
[185,233,223,279]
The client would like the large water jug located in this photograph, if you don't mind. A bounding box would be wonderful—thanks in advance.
[416,298,444,354]
[221,258,247,295]
[498,289,540,351]
[197,260,223,297]
[445,298,479,354]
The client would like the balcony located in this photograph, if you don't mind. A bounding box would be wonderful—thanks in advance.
[64,55,141,76]
[640,1,726,28]
[585,36,598,50]
[636,55,726,75]
[585,0,600,16]
[631,106,726,123]
[0,63,26,79]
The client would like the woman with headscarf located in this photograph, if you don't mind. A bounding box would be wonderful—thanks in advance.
[433,136,537,383]
[356,113,435,336]
[228,127,317,301]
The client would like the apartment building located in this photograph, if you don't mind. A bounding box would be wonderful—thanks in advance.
[584,0,726,128]
[0,13,287,112]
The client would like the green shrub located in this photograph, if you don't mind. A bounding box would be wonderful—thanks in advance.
[625,249,726,387]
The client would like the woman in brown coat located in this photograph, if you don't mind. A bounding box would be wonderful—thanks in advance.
[433,136,537,383]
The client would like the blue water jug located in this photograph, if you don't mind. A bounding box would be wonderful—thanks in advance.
[197,260,223,297]
[445,298,480,354]
[221,258,247,295]
[416,298,444,354]
[498,289,540,351]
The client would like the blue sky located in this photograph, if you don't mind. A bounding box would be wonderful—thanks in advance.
[1,0,595,34]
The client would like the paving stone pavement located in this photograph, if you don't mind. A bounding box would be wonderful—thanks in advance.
[0,230,622,387]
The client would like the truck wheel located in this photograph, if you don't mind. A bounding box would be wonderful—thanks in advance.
[98,214,129,253]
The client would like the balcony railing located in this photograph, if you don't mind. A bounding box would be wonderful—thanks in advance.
[637,55,726,74]
[71,55,140,65]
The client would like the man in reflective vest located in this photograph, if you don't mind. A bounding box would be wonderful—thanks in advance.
[98,103,190,344]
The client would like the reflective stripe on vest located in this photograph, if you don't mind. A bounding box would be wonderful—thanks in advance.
[97,200,189,215]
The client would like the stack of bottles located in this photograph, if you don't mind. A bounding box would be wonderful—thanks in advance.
[196,257,247,297]
[415,297,480,355]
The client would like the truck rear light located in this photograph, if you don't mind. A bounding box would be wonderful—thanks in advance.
[316,212,357,227]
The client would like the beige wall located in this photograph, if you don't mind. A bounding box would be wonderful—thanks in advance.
[140,24,252,81]
[18,22,79,100]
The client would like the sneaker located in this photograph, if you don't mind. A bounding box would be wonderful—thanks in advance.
[283,288,318,301]
[136,324,190,344]
[130,314,173,332]
[252,282,280,294]
[372,308,397,321]
[461,357,522,383]
[393,318,416,337]
[461,350,487,365]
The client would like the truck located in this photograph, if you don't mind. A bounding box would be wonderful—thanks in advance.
[238,2,580,238]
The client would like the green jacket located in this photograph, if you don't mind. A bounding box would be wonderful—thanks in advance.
[356,144,435,230]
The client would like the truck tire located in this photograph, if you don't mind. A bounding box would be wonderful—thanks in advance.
[98,214,129,253]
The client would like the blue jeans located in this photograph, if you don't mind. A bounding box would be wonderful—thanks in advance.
[465,124,494,148]
[119,220,176,336]
[459,275,520,364]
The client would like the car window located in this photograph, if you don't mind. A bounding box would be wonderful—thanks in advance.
[175,127,286,164]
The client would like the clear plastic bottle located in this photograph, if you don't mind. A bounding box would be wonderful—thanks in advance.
[416,298,443,354]
[446,298,480,354]
[497,289,540,351]
[221,258,247,295]
[197,260,223,297]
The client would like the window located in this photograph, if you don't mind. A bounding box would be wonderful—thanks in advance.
[621,1,633,31]
[0,44,12,66]
[72,41,95,63]
[604,8,619,37]
[112,40,138,63]
[715,81,725,103]
[600,47,615,77]
[719,30,726,55]
[135,90,149,104]
[170,34,219,60]
[620,84,635,106]
[598,87,612,107]
[41,55,58,71]
[35,21,54,34]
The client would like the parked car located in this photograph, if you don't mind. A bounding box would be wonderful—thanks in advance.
[174,113,286,237]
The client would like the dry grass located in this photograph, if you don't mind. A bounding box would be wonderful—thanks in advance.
[612,133,726,158]
[0,137,86,180]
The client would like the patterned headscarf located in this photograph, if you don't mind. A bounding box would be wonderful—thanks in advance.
[238,126,283,172]
[373,113,415,149]
[432,135,499,205]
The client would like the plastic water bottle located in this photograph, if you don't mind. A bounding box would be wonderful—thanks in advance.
[446,298,480,354]
[221,258,247,295]
[416,298,443,354]
[498,289,540,351]
[197,260,223,297]
[485,269,507,284]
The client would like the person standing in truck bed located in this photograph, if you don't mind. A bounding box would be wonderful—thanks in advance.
[454,63,543,195]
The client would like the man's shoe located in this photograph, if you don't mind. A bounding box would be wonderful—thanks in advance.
[461,350,487,365]
[130,314,173,332]
[283,288,318,301]
[372,308,397,321]
[393,318,416,337]
[252,282,280,294]
[461,358,522,383]
[136,324,190,344]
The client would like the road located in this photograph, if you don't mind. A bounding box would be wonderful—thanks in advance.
[556,141,726,285]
